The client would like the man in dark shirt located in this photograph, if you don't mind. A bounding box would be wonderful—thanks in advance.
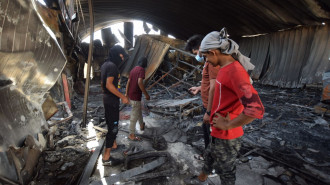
[101,45,129,165]
[125,56,150,141]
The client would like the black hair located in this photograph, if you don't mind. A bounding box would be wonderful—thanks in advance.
[184,34,204,53]
[137,56,148,68]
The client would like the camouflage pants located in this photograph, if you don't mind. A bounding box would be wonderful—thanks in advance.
[202,136,241,185]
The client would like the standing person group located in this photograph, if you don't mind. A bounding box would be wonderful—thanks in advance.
[100,29,264,185]
[101,45,150,165]
[185,28,264,185]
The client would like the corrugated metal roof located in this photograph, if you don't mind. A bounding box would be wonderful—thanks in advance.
[121,35,170,84]
[239,25,330,88]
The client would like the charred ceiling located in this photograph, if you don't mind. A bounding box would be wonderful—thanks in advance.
[74,0,330,40]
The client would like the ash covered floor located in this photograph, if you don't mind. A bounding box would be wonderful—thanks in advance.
[32,81,330,185]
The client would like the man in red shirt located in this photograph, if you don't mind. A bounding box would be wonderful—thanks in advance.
[185,28,264,185]
[125,57,150,141]
[186,34,220,161]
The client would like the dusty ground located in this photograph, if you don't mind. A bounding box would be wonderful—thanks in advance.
[32,81,330,185]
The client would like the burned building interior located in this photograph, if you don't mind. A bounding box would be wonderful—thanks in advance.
[0,0,330,185]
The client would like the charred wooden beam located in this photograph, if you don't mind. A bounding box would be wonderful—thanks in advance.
[128,168,177,182]
[93,126,108,133]
[124,151,170,169]
[91,157,167,185]
[78,139,104,185]
[183,105,203,116]
[82,0,94,128]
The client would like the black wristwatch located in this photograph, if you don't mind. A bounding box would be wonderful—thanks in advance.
[206,111,211,116]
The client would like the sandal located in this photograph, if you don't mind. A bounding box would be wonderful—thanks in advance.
[194,154,205,161]
[128,136,142,141]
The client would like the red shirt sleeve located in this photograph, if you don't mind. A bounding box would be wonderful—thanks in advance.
[229,68,264,119]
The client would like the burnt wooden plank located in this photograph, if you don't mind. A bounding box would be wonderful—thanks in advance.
[78,139,105,185]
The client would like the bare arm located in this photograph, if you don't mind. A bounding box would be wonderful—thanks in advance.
[207,79,216,111]
[106,77,129,104]
[125,78,130,97]
[203,79,216,123]
[212,112,255,130]
[138,78,150,100]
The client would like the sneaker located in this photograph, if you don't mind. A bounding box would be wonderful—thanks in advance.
[102,157,122,166]
[184,175,208,185]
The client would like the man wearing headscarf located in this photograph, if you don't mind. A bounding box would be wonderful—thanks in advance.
[184,28,264,185]
[125,56,150,141]
[101,45,130,166]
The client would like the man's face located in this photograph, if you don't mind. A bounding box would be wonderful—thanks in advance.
[202,50,218,67]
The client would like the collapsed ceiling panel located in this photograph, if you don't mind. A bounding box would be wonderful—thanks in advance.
[0,0,66,180]
[121,35,170,84]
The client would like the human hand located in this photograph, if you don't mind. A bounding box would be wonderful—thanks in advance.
[203,112,210,124]
[122,96,129,104]
[212,112,231,130]
[145,94,150,100]
[189,86,200,95]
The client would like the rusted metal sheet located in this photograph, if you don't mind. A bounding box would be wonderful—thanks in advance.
[42,94,58,120]
[120,35,170,84]
[0,0,66,181]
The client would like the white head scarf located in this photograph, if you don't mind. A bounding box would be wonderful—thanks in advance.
[200,28,255,71]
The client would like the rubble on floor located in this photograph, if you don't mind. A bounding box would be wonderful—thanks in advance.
[24,81,329,185]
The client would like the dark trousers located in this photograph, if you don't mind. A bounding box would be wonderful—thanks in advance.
[103,95,119,148]
[202,107,211,150]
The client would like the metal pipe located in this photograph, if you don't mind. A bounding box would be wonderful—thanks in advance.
[146,64,178,90]
[169,46,195,58]
[82,0,94,128]
[48,102,73,126]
